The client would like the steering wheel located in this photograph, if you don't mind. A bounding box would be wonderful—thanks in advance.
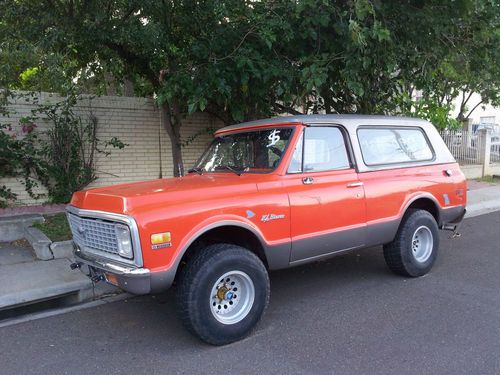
[269,146,282,157]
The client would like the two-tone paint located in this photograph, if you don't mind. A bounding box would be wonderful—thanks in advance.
[69,115,467,294]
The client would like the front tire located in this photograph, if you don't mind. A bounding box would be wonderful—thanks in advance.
[383,209,439,277]
[175,243,270,345]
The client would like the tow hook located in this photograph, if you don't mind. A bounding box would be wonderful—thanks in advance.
[90,274,105,283]
[70,262,82,270]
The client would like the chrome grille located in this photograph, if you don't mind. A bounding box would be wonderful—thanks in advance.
[68,213,120,255]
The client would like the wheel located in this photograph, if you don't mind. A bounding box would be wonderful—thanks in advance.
[175,243,270,345]
[383,209,439,277]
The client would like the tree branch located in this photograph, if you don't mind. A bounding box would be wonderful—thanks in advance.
[102,41,158,87]
[274,102,304,115]
[462,90,474,107]
[465,99,484,119]
[215,27,256,62]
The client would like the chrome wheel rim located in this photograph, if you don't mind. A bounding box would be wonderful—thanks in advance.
[209,270,255,325]
[412,225,433,263]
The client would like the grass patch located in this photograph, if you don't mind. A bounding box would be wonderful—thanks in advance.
[33,213,72,242]
[475,175,500,184]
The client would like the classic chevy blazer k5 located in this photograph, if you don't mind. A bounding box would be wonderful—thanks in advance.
[68,115,467,345]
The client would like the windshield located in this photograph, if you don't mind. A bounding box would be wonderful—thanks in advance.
[194,127,294,174]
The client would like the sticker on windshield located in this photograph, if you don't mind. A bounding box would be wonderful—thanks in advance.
[267,129,281,148]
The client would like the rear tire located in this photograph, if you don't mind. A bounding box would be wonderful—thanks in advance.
[175,243,270,345]
[383,209,439,277]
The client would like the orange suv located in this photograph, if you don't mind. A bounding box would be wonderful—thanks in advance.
[68,115,467,345]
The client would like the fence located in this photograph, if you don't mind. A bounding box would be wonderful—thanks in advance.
[439,130,482,165]
[440,128,500,178]
[491,135,500,164]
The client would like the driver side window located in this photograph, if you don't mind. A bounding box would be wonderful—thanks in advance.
[287,127,350,173]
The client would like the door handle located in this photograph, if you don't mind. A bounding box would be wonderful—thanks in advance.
[346,181,363,188]
[302,177,314,185]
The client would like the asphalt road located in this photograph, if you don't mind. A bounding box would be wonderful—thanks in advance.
[1,212,499,375]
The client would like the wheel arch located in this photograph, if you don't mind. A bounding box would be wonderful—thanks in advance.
[403,194,441,225]
[172,221,270,283]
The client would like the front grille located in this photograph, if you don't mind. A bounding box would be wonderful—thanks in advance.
[68,213,120,255]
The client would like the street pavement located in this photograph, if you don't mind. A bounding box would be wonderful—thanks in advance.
[0,212,499,375]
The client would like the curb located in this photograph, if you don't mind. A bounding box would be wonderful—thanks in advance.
[0,215,120,316]
[0,259,93,311]
[465,200,500,219]
[24,226,53,260]
[49,240,74,259]
[0,213,74,261]
[0,292,131,329]
[0,214,44,242]
[24,226,74,261]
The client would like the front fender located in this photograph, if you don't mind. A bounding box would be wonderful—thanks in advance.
[175,215,269,265]
[146,215,272,292]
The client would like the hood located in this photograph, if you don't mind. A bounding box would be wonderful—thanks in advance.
[70,174,260,215]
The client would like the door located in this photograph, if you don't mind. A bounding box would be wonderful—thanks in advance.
[283,126,366,263]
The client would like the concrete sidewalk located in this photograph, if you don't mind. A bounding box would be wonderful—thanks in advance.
[0,258,92,311]
[0,241,117,315]
[0,184,499,318]
[465,185,500,218]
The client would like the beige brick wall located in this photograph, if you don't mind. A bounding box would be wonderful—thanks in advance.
[0,92,222,206]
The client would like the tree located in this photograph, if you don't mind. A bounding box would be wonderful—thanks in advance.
[1,1,299,175]
[280,0,499,120]
[409,0,500,122]
[1,0,498,175]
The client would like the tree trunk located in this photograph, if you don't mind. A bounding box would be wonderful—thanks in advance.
[160,101,184,177]
[104,72,118,96]
[456,90,474,121]
[123,77,135,97]
[357,98,372,114]
[322,91,333,114]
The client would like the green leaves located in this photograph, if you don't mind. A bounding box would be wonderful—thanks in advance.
[395,92,460,130]
[19,67,39,84]
[372,21,391,42]
[0,91,127,205]
[348,20,367,48]
[354,0,374,21]
[1,0,498,131]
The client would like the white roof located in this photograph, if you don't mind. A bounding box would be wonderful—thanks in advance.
[217,114,430,133]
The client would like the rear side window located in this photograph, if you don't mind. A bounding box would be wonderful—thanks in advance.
[357,127,434,166]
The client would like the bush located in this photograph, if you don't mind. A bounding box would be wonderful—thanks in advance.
[0,119,40,207]
[0,91,126,206]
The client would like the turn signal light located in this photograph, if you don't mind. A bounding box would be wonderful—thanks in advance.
[151,232,172,244]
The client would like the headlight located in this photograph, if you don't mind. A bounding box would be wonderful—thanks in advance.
[115,224,133,259]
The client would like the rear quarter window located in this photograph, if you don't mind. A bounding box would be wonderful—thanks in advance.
[357,127,434,166]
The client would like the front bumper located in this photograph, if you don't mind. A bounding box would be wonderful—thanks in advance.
[74,246,153,294]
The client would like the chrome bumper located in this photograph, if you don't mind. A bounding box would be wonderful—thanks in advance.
[74,246,153,294]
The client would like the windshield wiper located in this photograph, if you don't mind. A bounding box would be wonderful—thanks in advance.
[187,167,204,175]
[215,165,244,176]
